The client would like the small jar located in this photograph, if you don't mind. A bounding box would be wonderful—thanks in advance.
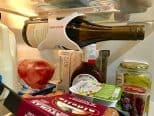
[116,61,152,116]
[116,61,152,91]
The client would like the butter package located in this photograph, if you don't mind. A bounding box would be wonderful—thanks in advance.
[70,82,122,107]
[16,94,108,116]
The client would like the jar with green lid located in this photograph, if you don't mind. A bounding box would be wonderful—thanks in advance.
[116,61,152,91]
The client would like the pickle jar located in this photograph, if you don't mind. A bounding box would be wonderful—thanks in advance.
[116,61,152,116]
[116,61,152,91]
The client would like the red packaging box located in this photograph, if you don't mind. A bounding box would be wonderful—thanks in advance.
[16,94,107,116]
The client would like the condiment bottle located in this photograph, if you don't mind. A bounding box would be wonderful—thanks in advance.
[70,44,104,86]
[0,22,17,91]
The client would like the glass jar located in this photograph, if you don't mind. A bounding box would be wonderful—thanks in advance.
[116,61,152,116]
[116,61,152,90]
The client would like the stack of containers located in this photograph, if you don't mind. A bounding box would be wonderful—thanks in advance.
[116,61,152,116]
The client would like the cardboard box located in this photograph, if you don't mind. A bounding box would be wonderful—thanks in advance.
[57,50,82,93]
[16,94,107,116]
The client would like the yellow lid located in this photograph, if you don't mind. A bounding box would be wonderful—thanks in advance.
[120,61,149,70]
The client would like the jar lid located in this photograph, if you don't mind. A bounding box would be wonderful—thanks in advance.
[120,61,149,70]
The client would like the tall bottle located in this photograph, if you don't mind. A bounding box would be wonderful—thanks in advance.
[70,44,104,86]
[65,17,144,47]
[22,13,145,50]
[0,21,18,93]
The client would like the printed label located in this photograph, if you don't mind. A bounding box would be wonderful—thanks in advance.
[72,74,98,85]
[17,94,107,116]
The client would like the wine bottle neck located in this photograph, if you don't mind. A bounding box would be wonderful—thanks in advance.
[66,17,145,47]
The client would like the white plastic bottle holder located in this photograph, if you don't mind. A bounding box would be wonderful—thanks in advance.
[38,12,84,51]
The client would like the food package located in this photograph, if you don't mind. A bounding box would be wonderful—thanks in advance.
[57,50,82,93]
[0,81,119,116]
[17,94,111,116]
[70,82,122,107]
[17,59,55,90]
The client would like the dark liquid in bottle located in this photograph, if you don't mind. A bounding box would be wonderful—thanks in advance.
[70,60,104,86]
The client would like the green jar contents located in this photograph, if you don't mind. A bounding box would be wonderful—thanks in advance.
[116,61,152,91]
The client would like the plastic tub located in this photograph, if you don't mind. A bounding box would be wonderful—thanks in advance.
[70,81,122,107]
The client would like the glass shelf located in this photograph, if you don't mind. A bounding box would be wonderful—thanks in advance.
[34,0,118,22]
[32,0,154,23]
[36,0,117,12]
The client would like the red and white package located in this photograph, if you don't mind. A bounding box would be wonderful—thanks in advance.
[16,94,107,116]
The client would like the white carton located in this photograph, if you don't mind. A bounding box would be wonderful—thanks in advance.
[0,22,19,93]
[57,50,82,93]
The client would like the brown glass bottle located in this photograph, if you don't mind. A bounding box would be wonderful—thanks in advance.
[22,15,145,48]
[66,17,145,47]
[70,44,104,86]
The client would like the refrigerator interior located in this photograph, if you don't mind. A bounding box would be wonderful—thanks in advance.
[0,0,154,115]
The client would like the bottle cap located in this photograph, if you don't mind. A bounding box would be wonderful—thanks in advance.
[83,44,97,62]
